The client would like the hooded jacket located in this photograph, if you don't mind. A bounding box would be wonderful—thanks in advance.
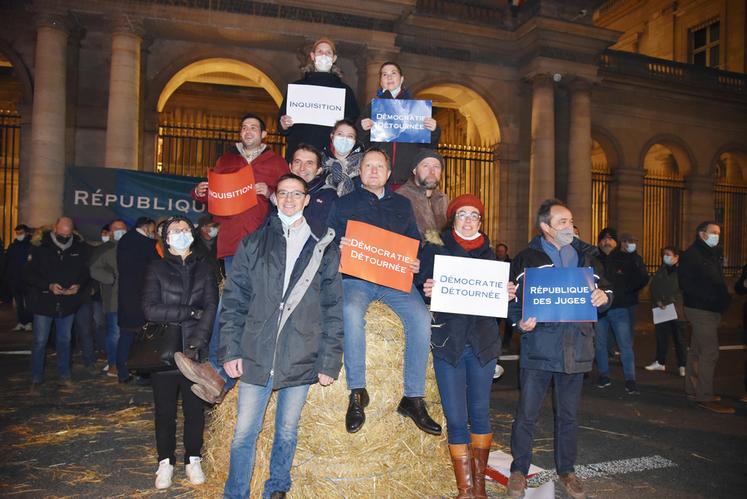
[24,232,89,317]
[357,88,441,184]
[191,146,289,259]
[508,236,613,374]
[218,216,343,389]
[278,71,360,162]
[417,229,501,366]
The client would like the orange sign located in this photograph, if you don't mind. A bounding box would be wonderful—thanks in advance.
[340,221,420,292]
[207,167,258,216]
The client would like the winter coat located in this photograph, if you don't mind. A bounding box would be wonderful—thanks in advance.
[396,178,449,237]
[278,71,360,162]
[24,233,89,318]
[89,241,118,313]
[142,252,218,362]
[321,142,364,197]
[357,88,441,184]
[191,146,289,258]
[219,217,343,389]
[679,237,731,313]
[417,230,501,366]
[326,184,421,248]
[597,249,649,310]
[508,236,613,374]
[735,264,747,330]
[116,229,159,329]
[650,264,684,317]
[3,238,31,290]
[305,173,339,238]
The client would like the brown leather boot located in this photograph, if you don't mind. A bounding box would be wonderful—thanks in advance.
[470,433,492,499]
[448,444,475,499]
[174,352,224,399]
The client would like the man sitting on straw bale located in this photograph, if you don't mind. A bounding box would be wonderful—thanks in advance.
[218,173,344,499]
[327,146,442,436]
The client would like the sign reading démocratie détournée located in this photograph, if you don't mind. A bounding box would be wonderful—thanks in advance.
[286,84,346,127]
[370,99,432,144]
[430,255,510,318]
[522,267,597,322]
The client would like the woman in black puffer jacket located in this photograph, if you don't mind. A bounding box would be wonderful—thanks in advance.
[141,216,218,490]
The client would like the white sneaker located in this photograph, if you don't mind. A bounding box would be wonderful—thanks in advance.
[493,364,505,379]
[185,456,205,485]
[12,323,24,331]
[155,458,173,489]
[644,361,665,371]
[679,366,686,377]
[23,323,33,331]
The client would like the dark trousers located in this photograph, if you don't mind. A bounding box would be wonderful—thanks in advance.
[510,369,584,475]
[12,286,32,325]
[654,319,686,367]
[74,302,96,367]
[116,328,137,381]
[151,369,205,465]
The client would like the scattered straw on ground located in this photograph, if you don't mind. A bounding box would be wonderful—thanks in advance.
[200,301,486,498]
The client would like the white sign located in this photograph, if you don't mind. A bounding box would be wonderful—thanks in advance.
[286,84,346,127]
[430,255,510,318]
[652,303,678,324]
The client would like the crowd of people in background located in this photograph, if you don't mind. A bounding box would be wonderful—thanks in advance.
[4,36,745,499]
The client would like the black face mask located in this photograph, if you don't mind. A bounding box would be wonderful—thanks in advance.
[56,234,71,244]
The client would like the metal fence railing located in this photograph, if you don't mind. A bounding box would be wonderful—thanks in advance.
[715,183,747,276]
[642,175,685,273]
[0,111,20,247]
[591,170,612,242]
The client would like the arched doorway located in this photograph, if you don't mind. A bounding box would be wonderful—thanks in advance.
[590,129,621,242]
[714,149,747,274]
[0,52,24,243]
[155,59,284,177]
[641,141,691,271]
[414,83,501,241]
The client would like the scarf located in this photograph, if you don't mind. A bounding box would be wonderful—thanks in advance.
[452,229,484,252]
[236,142,267,165]
[50,232,73,251]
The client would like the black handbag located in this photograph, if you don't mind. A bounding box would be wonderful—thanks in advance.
[128,322,183,372]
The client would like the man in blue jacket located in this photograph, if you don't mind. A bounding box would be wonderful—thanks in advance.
[506,199,613,499]
[327,146,441,436]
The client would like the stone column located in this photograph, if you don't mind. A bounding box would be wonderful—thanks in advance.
[684,173,715,239]
[612,166,645,238]
[25,15,69,227]
[567,78,593,239]
[528,74,555,236]
[104,18,143,170]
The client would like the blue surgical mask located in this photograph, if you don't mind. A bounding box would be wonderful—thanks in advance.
[208,227,219,238]
[663,255,674,266]
[333,136,355,155]
[101,235,110,243]
[113,229,126,241]
[168,232,193,252]
[278,210,304,227]
[626,243,637,253]
[705,234,719,247]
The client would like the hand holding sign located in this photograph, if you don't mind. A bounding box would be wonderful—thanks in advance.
[370,99,433,144]
[522,267,598,323]
[286,84,346,127]
[430,255,511,318]
[207,167,258,216]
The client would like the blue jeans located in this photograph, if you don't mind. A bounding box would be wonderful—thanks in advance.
[433,346,496,444]
[224,379,310,499]
[510,369,584,475]
[92,299,106,353]
[74,302,96,366]
[595,307,636,380]
[342,279,431,397]
[105,312,120,367]
[209,255,236,391]
[31,314,75,382]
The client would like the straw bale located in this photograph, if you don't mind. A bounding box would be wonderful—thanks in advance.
[201,301,458,498]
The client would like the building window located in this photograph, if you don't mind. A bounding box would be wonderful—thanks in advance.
[690,20,720,68]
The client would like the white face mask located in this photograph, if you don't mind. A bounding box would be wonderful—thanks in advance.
[101,235,110,243]
[705,233,719,247]
[454,228,481,241]
[168,232,194,252]
[278,210,304,227]
[333,136,355,155]
[554,227,575,247]
[663,255,675,266]
[208,227,219,239]
[314,55,333,72]
[15,234,25,242]
[388,87,401,98]
[626,243,637,253]
[113,229,126,241]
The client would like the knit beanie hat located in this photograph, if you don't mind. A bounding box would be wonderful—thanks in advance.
[412,149,445,172]
[597,227,618,244]
[447,194,484,221]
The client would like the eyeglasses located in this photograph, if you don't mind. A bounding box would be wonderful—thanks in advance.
[276,190,306,200]
[455,211,481,222]
[167,228,192,236]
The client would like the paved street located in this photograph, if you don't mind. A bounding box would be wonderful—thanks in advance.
[0,302,745,498]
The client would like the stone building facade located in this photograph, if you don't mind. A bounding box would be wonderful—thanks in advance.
[0,0,745,272]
